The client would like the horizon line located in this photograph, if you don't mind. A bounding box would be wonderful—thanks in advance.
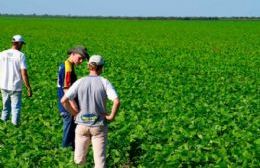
[1,13,260,20]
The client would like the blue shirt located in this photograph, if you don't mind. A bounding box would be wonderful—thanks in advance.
[57,60,77,113]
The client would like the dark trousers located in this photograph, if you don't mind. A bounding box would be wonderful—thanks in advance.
[62,112,76,149]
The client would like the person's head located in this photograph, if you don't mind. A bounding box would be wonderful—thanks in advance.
[88,55,104,75]
[11,35,25,50]
[67,46,89,65]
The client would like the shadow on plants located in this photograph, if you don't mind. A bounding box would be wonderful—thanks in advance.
[129,138,143,166]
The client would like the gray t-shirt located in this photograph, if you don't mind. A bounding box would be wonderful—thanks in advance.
[65,75,118,126]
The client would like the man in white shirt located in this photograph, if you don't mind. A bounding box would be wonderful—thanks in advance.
[61,55,120,167]
[0,35,32,126]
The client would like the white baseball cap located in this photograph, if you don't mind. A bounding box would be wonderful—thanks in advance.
[88,55,104,66]
[12,35,25,44]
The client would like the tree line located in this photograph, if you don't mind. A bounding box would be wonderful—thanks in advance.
[0,13,259,20]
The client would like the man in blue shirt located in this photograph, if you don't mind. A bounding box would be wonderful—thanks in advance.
[57,46,89,149]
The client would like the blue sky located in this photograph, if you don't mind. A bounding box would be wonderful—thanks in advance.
[0,0,259,17]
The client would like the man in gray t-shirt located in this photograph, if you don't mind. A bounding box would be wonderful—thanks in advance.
[61,55,120,167]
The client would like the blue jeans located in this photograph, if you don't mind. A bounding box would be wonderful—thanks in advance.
[62,112,76,149]
[1,89,22,125]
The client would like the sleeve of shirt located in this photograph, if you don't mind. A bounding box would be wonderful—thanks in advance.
[64,61,72,89]
[65,78,81,100]
[57,65,64,88]
[102,77,118,101]
[20,54,27,69]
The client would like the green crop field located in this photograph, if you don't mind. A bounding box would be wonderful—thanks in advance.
[0,16,259,167]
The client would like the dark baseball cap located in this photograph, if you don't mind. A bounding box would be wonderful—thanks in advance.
[67,46,89,60]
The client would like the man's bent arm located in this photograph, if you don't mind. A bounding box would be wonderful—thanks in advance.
[63,88,79,113]
[61,96,78,116]
[105,98,120,121]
